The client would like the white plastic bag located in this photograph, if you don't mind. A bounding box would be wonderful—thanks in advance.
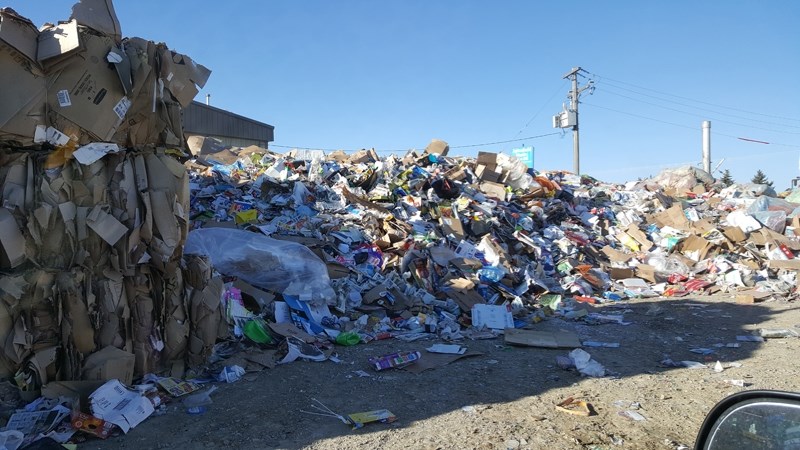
[185,228,335,305]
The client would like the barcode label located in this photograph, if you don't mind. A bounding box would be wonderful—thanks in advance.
[57,90,71,107]
[113,96,131,119]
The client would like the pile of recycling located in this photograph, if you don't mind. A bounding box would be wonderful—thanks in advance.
[1,0,800,447]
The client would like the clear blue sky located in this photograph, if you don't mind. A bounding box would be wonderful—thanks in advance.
[8,1,800,188]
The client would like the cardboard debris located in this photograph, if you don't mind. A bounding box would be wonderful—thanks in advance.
[504,329,582,349]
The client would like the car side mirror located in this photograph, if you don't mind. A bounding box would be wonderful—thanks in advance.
[695,390,800,449]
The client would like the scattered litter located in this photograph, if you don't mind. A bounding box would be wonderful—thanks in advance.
[563,349,606,377]
[555,397,594,416]
[618,410,647,421]
[426,344,467,354]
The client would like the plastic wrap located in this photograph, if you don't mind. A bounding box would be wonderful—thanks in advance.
[496,153,533,190]
[185,228,335,305]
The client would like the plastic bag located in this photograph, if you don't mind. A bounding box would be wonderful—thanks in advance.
[185,228,335,305]
[495,153,533,190]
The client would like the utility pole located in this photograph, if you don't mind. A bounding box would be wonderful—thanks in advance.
[553,67,593,174]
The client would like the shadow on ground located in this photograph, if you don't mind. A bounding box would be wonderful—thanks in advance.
[84,296,798,449]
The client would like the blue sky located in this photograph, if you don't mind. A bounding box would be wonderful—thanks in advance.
[8,1,800,188]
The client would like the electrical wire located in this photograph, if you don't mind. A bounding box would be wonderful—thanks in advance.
[512,80,568,138]
[269,132,562,154]
[595,82,800,129]
[585,70,800,123]
[596,88,800,135]
[582,102,800,148]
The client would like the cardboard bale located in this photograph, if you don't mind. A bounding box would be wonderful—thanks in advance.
[186,256,222,368]
[45,28,131,142]
[81,345,135,384]
[0,8,46,143]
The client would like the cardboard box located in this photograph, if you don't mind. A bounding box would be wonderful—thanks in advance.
[81,345,135,385]
[479,181,506,199]
[0,9,46,141]
[475,164,502,183]
[477,151,497,166]
[47,29,129,141]
[424,139,449,156]
[609,267,635,280]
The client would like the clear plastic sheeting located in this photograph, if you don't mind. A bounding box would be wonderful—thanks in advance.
[185,228,335,305]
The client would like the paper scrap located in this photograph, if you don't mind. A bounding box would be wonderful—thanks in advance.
[73,143,121,165]
[426,344,467,354]
[89,380,154,433]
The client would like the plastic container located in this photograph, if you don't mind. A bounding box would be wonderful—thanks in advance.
[335,331,361,346]
[182,386,217,410]
[244,319,272,344]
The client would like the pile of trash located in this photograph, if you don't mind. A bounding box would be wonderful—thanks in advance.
[2,1,800,447]
[183,141,800,343]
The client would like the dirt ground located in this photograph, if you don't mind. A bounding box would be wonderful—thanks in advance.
[82,295,800,450]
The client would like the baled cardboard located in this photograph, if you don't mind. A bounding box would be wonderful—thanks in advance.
[37,20,82,63]
[0,208,25,268]
[0,9,46,142]
[47,29,128,141]
[81,345,135,385]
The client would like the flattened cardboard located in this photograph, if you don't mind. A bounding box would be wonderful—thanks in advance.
[47,30,127,141]
[679,234,714,261]
[70,0,122,41]
[81,345,135,385]
[268,322,315,343]
[0,11,46,141]
[722,226,746,243]
[424,139,449,156]
[504,328,582,348]
[403,351,483,374]
[625,224,653,251]
[477,152,497,166]
[37,20,81,62]
[0,208,26,268]
[767,259,800,270]
[478,181,506,199]
[440,215,465,239]
[186,135,226,156]
[86,205,128,245]
[635,264,656,283]
[609,267,635,280]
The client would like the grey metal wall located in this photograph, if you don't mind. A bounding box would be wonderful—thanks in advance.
[182,101,274,145]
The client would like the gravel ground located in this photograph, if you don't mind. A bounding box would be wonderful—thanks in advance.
[82,294,800,450]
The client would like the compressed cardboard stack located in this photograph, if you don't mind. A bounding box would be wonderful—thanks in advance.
[0,0,210,148]
[0,0,217,397]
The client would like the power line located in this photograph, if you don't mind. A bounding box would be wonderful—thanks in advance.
[451,132,562,149]
[584,70,800,123]
[512,81,568,138]
[596,88,800,135]
[582,102,800,148]
[596,81,800,129]
[270,132,562,154]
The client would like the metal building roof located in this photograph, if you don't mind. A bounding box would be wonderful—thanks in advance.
[182,101,274,143]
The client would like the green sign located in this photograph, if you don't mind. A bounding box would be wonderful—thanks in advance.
[511,146,534,169]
